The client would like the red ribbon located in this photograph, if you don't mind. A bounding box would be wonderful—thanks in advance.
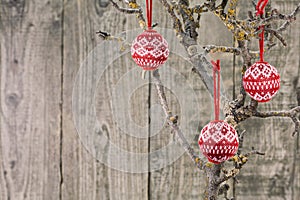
[256,0,268,62]
[146,0,153,29]
[211,60,221,121]
[256,0,268,16]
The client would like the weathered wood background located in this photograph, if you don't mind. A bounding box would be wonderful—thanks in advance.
[0,0,299,199]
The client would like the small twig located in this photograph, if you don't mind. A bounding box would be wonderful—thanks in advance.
[237,129,246,154]
[277,3,300,32]
[253,106,300,136]
[265,27,287,46]
[159,0,185,35]
[190,52,214,98]
[176,1,200,39]
[96,31,111,39]
[204,45,241,55]
[228,0,238,19]
[109,0,146,29]
[218,0,229,11]
[216,150,265,185]
[152,70,205,170]
[109,0,141,14]
[264,12,296,23]
[96,31,131,51]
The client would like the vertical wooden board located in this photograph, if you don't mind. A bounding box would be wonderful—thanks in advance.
[236,1,300,199]
[0,0,62,199]
[62,1,148,199]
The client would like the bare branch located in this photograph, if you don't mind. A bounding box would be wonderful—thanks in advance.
[96,31,131,51]
[278,3,300,32]
[216,149,265,185]
[204,45,241,55]
[109,0,141,14]
[152,70,205,170]
[190,52,214,98]
[253,106,300,136]
[265,27,287,46]
[228,0,238,19]
[159,0,185,35]
[176,1,200,39]
[96,30,111,39]
[218,0,229,11]
[109,0,146,29]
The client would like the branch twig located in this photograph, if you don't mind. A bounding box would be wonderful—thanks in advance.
[204,45,241,55]
[109,0,146,29]
[152,70,205,170]
[216,149,265,185]
[253,106,300,136]
[109,0,141,14]
[159,0,185,36]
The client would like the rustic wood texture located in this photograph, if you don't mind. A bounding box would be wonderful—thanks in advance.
[0,0,62,199]
[62,0,148,199]
[0,0,299,199]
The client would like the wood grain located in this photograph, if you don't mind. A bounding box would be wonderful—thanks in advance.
[0,0,299,199]
[62,1,148,199]
[0,0,62,199]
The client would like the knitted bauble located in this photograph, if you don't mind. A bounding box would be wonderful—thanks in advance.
[131,29,169,70]
[198,120,239,164]
[243,61,280,102]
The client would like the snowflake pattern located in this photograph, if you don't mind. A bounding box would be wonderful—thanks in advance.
[198,121,239,164]
[243,62,280,102]
[131,29,169,70]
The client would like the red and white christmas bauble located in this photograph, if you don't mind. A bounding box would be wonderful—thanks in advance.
[131,29,169,70]
[198,120,239,164]
[243,61,280,102]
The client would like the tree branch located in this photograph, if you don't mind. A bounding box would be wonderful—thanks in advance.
[152,70,205,170]
[96,31,131,51]
[253,106,300,136]
[216,149,265,185]
[190,51,214,98]
[204,45,241,55]
[159,0,185,36]
[109,0,146,29]
[278,3,300,32]
[101,1,300,198]
[109,0,141,14]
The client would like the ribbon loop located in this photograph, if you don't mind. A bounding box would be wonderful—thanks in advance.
[256,0,268,62]
[211,60,221,121]
[146,0,153,29]
[256,0,268,16]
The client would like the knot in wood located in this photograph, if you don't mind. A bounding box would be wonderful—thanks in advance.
[187,45,204,57]
[5,93,21,109]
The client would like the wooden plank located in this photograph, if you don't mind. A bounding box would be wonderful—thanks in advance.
[0,0,62,199]
[62,1,148,199]
[0,0,298,199]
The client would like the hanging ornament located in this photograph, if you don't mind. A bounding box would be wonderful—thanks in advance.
[243,0,280,102]
[131,0,169,70]
[198,60,239,164]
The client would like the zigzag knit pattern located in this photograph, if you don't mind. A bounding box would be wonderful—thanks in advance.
[243,62,280,102]
[131,29,169,70]
[199,121,239,164]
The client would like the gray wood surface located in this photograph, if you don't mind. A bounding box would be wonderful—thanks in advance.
[0,0,299,199]
[0,0,62,199]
